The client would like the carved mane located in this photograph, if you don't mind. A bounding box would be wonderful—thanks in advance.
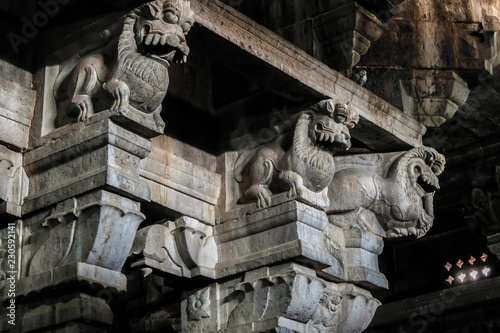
[118,8,168,90]
[388,146,443,182]
[293,112,333,173]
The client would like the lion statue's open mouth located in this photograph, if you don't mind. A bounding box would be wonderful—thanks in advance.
[311,101,358,155]
[136,5,193,67]
[327,146,446,239]
[313,120,352,154]
[385,148,446,238]
[53,0,195,126]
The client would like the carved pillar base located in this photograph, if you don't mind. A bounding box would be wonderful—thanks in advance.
[179,263,380,333]
[10,190,144,332]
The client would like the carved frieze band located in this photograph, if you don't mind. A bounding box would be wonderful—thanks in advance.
[179,264,380,333]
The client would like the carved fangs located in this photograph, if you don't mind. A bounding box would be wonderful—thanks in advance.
[141,32,189,64]
[415,173,439,198]
[314,123,350,152]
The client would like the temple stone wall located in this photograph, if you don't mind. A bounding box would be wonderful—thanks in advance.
[0,0,499,332]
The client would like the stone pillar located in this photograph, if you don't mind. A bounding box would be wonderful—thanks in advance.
[0,0,197,331]
[13,118,151,332]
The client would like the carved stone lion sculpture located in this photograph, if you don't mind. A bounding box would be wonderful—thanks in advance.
[327,146,445,238]
[53,0,195,126]
[234,100,359,209]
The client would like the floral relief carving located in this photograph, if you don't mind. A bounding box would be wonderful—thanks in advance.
[187,287,211,321]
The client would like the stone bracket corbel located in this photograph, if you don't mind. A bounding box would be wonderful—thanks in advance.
[313,2,385,71]
[454,22,500,74]
[400,69,470,127]
[19,190,144,295]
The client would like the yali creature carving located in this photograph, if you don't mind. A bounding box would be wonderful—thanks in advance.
[327,146,446,238]
[53,0,195,126]
[234,100,359,209]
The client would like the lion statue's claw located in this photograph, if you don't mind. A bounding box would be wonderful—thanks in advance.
[70,95,94,122]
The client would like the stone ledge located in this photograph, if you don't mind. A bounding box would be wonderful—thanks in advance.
[216,197,339,280]
[16,262,128,296]
[143,179,216,224]
[191,0,426,149]
[217,193,328,243]
[23,119,152,214]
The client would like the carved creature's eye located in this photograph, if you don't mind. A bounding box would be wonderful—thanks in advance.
[344,121,357,129]
[333,114,347,124]
[431,164,441,174]
[181,21,193,33]
[164,10,179,24]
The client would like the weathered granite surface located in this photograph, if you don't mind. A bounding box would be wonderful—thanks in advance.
[0,0,474,332]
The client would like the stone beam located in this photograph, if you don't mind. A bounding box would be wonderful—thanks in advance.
[191,0,426,150]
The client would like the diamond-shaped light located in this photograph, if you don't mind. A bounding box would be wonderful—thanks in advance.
[480,253,488,262]
[469,256,476,265]
[456,259,464,268]
[443,262,452,271]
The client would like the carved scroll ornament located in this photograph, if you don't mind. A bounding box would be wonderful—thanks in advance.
[234,100,359,209]
[129,216,217,279]
[53,0,195,126]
